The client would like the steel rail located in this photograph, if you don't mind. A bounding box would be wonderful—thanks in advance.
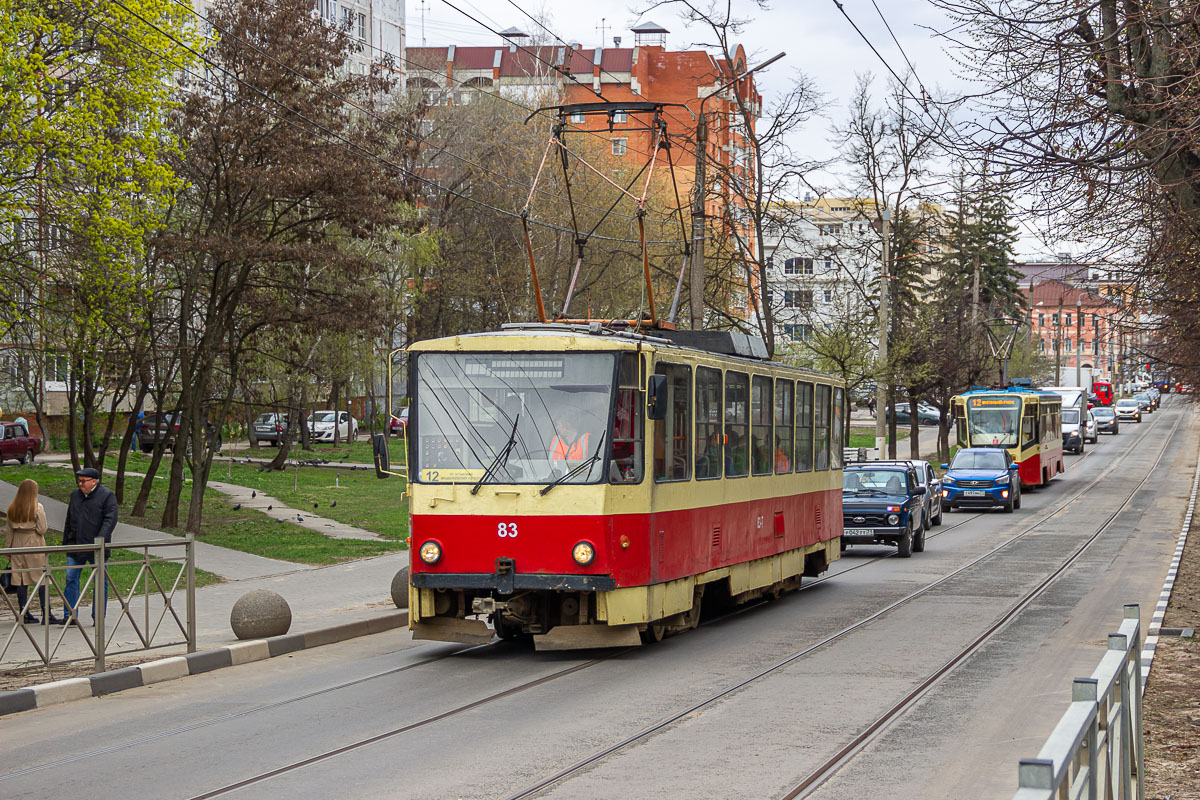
[500,404,1177,800]
[779,405,1183,799]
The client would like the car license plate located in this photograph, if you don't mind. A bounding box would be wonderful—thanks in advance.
[843,528,869,536]
[964,490,986,497]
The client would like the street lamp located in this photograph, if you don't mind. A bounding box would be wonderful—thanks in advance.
[689,51,786,330]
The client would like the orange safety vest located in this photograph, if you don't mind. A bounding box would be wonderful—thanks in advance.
[549,432,590,460]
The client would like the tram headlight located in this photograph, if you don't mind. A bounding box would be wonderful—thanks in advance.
[572,541,596,566]
[887,514,900,525]
[418,540,442,565]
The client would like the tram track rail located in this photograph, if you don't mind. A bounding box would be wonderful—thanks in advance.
[498,405,1181,800]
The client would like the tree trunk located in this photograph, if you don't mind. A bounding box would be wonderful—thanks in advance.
[331,381,341,445]
[908,396,920,459]
[114,382,149,505]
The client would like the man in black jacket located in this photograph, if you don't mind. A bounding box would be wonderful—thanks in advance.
[60,467,118,625]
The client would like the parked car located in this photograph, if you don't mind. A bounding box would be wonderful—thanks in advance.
[139,412,222,454]
[1114,397,1142,423]
[308,410,357,442]
[1061,407,1087,454]
[1091,406,1119,435]
[874,459,943,529]
[940,447,1021,513]
[0,421,39,465]
[885,402,940,427]
[251,412,294,446]
[389,407,409,437]
[841,463,928,557]
[1133,393,1153,414]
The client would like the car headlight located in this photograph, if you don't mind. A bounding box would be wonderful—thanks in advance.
[1069,429,1079,436]
[887,513,900,525]
[942,476,954,485]
[995,474,1010,484]
[572,541,596,566]
[418,540,442,564]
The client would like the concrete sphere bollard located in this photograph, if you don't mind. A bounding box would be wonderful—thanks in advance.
[230,589,292,640]
[390,567,410,609]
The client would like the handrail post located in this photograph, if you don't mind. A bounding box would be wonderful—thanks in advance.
[186,534,196,653]
[94,536,106,672]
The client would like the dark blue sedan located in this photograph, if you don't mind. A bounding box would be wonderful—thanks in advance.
[940,448,1021,513]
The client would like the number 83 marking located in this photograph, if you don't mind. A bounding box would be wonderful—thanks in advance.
[497,522,518,538]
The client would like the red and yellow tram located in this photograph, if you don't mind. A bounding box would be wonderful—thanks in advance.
[951,388,1064,488]
[383,324,845,649]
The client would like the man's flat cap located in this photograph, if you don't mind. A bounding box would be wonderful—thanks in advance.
[75,467,101,479]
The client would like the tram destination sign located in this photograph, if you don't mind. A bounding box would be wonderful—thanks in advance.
[967,396,1021,409]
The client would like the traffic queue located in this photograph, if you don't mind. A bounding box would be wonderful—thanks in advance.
[840,378,1163,557]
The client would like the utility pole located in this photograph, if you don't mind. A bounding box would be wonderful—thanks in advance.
[1075,298,1082,388]
[971,253,981,324]
[874,208,891,459]
[1055,297,1063,386]
[689,52,784,331]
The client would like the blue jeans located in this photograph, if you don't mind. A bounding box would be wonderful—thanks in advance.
[64,551,108,621]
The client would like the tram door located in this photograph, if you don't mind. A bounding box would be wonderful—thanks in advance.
[650,362,692,581]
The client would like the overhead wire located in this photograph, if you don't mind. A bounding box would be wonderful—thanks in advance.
[92,0,687,246]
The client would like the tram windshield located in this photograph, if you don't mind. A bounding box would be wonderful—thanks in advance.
[413,352,615,485]
[965,397,1022,447]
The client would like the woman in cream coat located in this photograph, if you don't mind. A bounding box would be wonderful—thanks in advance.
[5,478,62,625]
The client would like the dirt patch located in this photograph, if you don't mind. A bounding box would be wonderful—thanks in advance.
[0,653,172,693]
[1145,510,1200,799]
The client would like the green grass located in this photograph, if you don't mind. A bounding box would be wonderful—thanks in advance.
[847,427,912,448]
[125,450,410,539]
[2,464,407,566]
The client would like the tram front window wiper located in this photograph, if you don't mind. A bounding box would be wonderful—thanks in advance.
[472,414,521,495]
[540,433,605,496]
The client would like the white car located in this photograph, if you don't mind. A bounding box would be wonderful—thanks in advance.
[1084,410,1098,444]
[1114,398,1142,423]
[307,410,358,442]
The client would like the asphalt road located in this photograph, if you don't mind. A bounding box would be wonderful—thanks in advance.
[0,399,1193,800]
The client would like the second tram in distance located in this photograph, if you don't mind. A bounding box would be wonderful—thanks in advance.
[951,388,1064,487]
[391,323,845,649]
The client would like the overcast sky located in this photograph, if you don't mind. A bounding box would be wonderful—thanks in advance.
[412,1,1058,257]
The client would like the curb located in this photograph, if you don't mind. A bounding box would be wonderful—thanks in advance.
[1139,440,1200,692]
[0,609,408,718]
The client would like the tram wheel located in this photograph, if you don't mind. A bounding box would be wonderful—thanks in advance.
[641,619,666,643]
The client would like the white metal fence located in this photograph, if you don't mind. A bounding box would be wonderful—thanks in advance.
[1012,604,1144,800]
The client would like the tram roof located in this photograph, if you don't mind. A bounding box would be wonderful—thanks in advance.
[957,387,1062,402]
[407,323,839,380]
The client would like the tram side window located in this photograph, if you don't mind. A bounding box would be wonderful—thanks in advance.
[725,371,749,477]
[696,367,723,480]
[1021,408,1036,449]
[832,387,845,468]
[814,384,831,471]
[653,363,691,481]
[611,353,643,483]
[751,376,773,475]
[775,380,794,473]
[796,381,813,472]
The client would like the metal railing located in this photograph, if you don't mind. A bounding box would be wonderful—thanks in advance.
[1,536,196,672]
[1012,604,1144,800]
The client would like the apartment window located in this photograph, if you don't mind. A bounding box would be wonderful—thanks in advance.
[751,376,773,475]
[819,223,842,236]
[784,290,813,309]
[1038,313,1045,327]
[357,12,366,40]
[570,112,585,123]
[724,372,749,478]
[612,138,627,156]
[613,110,627,123]
[696,367,723,480]
[823,289,832,303]
[322,0,336,22]
[1066,338,1072,350]
[1052,313,1059,325]
[823,257,832,270]
[1065,313,1072,327]
[784,324,813,339]
[784,257,813,275]
[341,6,353,30]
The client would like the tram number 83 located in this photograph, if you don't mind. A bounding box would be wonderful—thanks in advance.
[497,522,519,538]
